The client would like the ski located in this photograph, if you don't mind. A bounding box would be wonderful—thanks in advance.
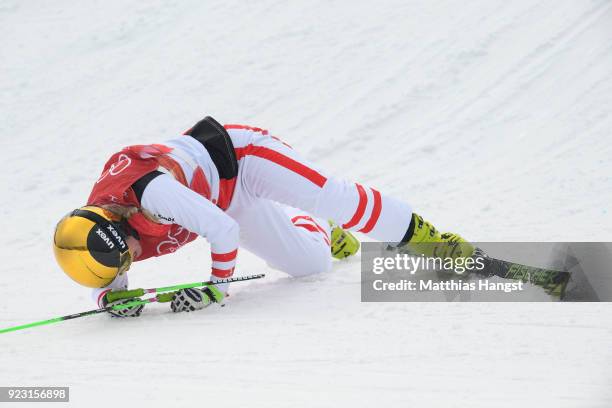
[472,248,570,299]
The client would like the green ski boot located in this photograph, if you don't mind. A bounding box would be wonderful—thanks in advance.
[329,221,360,260]
[399,213,475,263]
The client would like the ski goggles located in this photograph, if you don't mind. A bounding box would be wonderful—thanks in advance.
[118,248,132,276]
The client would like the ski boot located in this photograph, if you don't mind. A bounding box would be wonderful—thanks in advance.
[329,221,360,260]
[399,213,475,265]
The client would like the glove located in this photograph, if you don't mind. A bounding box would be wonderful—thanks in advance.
[171,284,225,313]
[103,293,144,318]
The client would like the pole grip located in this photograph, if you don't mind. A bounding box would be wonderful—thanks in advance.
[106,288,145,302]
[156,292,175,303]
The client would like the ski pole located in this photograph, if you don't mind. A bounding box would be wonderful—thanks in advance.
[0,274,265,334]
[0,297,162,335]
[105,273,266,302]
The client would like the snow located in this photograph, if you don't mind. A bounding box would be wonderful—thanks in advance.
[1,0,612,406]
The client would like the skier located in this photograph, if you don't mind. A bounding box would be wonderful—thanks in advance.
[53,116,473,317]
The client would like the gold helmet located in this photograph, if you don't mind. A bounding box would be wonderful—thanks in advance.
[53,206,132,288]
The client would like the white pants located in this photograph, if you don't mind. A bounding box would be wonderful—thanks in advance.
[224,126,413,277]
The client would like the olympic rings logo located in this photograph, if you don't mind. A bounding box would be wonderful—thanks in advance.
[96,154,132,183]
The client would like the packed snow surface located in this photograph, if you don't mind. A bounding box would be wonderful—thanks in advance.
[1,1,611,406]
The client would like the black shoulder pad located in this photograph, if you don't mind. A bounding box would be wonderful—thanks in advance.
[132,170,164,203]
[185,116,238,179]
